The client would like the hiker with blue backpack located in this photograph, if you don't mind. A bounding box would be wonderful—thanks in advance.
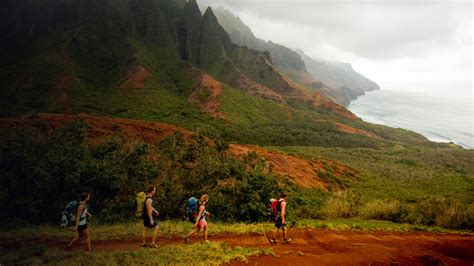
[184,194,210,243]
[139,185,160,248]
[66,192,92,252]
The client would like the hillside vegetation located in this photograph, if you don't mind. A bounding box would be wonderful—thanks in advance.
[0,0,472,231]
[1,115,472,230]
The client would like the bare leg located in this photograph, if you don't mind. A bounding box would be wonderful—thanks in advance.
[186,227,199,238]
[283,228,288,240]
[83,229,91,252]
[273,227,278,240]
[142,227,148,246]
[67,235,80,249]
[203,226,208,241]
[151,225,159,244]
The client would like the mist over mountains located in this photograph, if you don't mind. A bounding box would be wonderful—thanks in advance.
[210,6,380,106]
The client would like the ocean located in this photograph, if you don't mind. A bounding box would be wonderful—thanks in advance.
[348,83,473,149]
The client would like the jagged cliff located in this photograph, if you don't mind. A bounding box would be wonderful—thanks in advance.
[211,6,380,105]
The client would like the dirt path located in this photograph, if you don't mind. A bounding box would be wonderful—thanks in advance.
[2,229,473,265]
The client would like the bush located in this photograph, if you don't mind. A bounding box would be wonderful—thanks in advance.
[358,200,401,221]
[0,120,157,224]
[153,132,280,222]
[287,188,327,220]
[323,190,360,218]
[408,196,472,229]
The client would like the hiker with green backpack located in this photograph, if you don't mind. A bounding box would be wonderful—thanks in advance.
[136,185,160,248]
[66,192,93,252]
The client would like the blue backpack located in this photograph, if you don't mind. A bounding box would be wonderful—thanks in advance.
[60,200,78,228]
[185,197,199,223]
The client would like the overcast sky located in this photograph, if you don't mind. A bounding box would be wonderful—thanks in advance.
[198,0,472,91]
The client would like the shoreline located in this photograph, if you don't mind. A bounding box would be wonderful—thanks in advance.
[348,89,473,149]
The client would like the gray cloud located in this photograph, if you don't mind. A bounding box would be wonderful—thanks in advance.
[198,0,472,85]
[200,0,470,59]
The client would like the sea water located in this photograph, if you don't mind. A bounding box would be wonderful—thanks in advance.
[348,82,473,149]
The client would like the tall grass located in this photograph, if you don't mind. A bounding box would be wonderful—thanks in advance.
[323,190,360,218]
[1,242,273,265]
[358,200,401,221]
[319,192,474,229]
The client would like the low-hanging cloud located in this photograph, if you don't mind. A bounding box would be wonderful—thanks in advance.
[198,0,472,85]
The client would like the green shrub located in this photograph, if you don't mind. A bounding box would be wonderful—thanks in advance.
[402,196,473,229]
[358,200,401,221]
[0,120,157,224]
[153,132,280,222]
[286,188,327,220]
[323,190,360,218]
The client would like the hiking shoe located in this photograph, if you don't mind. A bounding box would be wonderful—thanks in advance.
[148,243,158,248]
[184,237,189,243]
[270,238,278,244]
[284,238,292,243]
[140,243,148,248]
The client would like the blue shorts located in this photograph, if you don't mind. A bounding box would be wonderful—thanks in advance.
[143,216,158,228]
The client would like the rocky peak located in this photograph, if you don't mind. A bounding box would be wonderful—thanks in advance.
[181,0,202,26]
[203,7,219,24]
[201,6,233,55]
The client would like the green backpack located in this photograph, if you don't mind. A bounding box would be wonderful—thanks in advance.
[135,192,147,217]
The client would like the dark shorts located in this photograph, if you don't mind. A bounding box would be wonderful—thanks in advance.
[143,216,158,228]
[275,218,286,229]
[77,224,88,233]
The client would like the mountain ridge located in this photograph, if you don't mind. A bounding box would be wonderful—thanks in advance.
[210,6,380,105]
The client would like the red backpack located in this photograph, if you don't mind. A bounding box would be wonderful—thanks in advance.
[268,198,279,220]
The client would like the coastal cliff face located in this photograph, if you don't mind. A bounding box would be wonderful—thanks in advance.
[212,7,380,106]
[297,50,380,103]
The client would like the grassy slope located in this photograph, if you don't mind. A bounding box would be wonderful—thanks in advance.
[272,146,474,203]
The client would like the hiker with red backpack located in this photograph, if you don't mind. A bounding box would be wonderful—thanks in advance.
[269,192,291,244]
[184,194,210,243]
[66,192,93,252]
[140,185,160,248]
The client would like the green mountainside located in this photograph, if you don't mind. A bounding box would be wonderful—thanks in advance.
[0,0,472,231]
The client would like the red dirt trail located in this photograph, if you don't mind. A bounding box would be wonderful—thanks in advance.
[1,229,473,265]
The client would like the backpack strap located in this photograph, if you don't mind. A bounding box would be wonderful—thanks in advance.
[277,199,285,216]
[143,195,152,215]
[77,202,87,221]
[198,204,206,220]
